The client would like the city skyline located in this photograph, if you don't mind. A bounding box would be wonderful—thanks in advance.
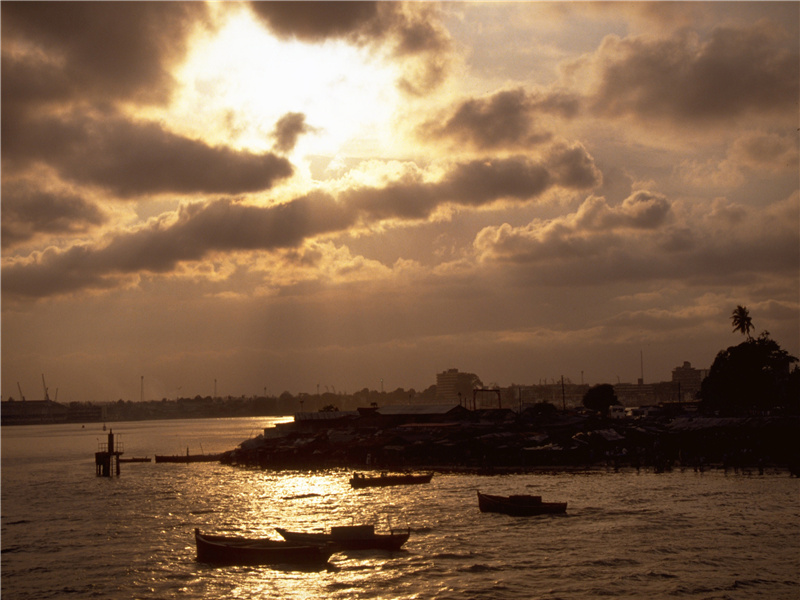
[2,2,798,404]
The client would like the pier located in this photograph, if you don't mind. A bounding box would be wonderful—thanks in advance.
[95,429,124,476]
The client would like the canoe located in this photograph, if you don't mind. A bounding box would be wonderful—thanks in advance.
[349,472,433,488]
[275,524,410,551]
[477,492,567,516]
[194,528,334,565]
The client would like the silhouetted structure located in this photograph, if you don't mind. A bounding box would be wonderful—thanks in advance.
[95,429,123,476]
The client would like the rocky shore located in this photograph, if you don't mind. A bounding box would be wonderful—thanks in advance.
[220,407,800,475]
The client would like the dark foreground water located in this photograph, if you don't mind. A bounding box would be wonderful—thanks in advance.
[2,418,798,599]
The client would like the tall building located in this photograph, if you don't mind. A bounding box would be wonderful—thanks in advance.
[671,361,708,401]
[436,368,482,405]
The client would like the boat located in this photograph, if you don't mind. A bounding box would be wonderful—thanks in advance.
[194,528,334,565]
[477,492,567,516]
[119,457,151,463]
[275,524,410,551]
[349,472,433,488]
[154,453,222,463]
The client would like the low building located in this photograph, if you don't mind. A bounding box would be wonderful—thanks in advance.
[1,400,69,425]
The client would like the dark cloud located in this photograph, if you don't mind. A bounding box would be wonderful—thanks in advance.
[1,194,351,299]
[2,112,294,198]
[2,152,602,299]
[589,22,799,122]
[271,112,317,153]
[346,150,600,221]
[1,181,108,249]
[1,1,209,111]
[248,1,380,42]
[418,88,581,150]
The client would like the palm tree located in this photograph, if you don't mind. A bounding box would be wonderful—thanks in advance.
[731,305,754,339]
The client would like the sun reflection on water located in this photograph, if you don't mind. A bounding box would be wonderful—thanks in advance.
[184,468,434,598]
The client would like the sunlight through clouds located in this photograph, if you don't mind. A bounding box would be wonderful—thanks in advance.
[167,7,400,162]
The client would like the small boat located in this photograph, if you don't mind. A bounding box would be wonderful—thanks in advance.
[276,524,410,551]
[119,457,151,463]
[477,492,567,516]
[155,453,222,463]
[349,472,433,488]
[194,528,334,565]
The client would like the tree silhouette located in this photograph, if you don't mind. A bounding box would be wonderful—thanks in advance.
[700,331,798,414]
[731,305,754,339]
[582,384,620,416]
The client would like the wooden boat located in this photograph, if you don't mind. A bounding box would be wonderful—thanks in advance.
[155,453,222,463]
[349,472,433,488]
[119,457,151,463]
[194,528,334,565]
[477,492,567,516]
[275,524,410,551]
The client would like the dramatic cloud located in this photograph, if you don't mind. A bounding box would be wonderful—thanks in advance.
[2,112,294,198]
[585,22,799,123]
[474,192,799,287]
[2,149,602,299]
[247,1,381,42]
[271,112,317,153]
[0,1,209,110]
[418,88,581,150]
[1,181,108,249]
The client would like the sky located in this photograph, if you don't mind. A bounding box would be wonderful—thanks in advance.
[2,1,798,403]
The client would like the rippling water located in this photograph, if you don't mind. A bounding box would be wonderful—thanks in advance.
[2,418,799,599]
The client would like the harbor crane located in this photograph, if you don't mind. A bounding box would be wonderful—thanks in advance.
[42,374,50,401]
[17,381,26,402]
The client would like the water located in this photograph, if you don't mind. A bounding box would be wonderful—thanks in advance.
[2,418,799,599]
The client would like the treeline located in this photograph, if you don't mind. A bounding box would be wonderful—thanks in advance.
[77,385,441,422]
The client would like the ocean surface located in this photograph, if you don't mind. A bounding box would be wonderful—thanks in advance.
[2,417,798,599]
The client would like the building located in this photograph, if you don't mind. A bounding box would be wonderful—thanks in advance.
[671,361,708,401]
[435,369,483,405]
[1,400,69,425]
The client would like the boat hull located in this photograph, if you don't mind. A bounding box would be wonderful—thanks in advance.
[477,492,567,516]
[276,525,410,551]
[194,529,333,565]
[349,473,433,488]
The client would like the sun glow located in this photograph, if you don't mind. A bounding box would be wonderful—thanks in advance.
[165,9,401,170]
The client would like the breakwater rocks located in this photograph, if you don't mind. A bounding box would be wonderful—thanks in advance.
[220,409,800,475]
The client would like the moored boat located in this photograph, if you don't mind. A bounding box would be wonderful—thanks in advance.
[477,491,567,516]
[194,528,334,565]
[349,472,433,488]
[275,524,410,551]
[119,457,151,463]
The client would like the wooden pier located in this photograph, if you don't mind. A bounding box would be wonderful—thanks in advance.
[95,429,124,476]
